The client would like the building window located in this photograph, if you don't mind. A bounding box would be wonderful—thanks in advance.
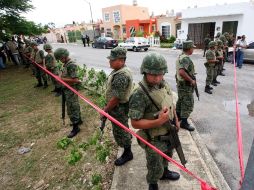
[122,25,126,34]
[152,24,156,32]
[161,24,171,38]
[104,13,110,22]
[113,11,121,24]
[139,26,144,32]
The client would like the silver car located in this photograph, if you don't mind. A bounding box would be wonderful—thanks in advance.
[242,42,254,62]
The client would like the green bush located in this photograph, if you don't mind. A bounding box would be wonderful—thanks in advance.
[168,35,176,43]
[160,43,174,48]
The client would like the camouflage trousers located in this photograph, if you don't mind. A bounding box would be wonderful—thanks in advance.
[48,67,61,89]
[145,140,173,184]
[205,65,214,86]
[213,64,219,80]
[64,88,81,125]
[176,85,194,119]
[218,59,223,74]
[35,66,47,84]
[109,103,132,148]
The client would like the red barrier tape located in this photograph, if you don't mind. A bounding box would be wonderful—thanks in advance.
[26,55,217,190]
[232,49,245,186]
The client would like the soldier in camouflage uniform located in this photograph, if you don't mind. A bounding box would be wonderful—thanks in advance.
[23,39,33,68]
[129,53,180,190]
[43,44,61,96]
[204,41,218,94]
[215,40,224,78]
[54,48,82,138]
[103,47,133,166]
[31,41,48,88]
[175,41,196,131]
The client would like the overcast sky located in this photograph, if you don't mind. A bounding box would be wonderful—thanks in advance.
[23,0,249,27]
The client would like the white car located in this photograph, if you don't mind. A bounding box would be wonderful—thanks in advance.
[118,37,150,52]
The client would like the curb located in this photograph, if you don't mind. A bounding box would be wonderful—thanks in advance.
[189,120,231,190]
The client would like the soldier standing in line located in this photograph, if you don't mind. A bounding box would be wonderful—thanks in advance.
[31,41,48,88]
[54,48,83,138]
[215,40,225,77]
[23,39,33,68]
[43,44,62,96]
[129,53,180,190]
[102,47,133,166]
[204,41,218,94]
[203,33,211,57]
[175,41,196,131]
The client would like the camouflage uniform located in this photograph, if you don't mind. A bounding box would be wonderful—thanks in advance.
[23,41,33,68]
[105,47,133,148]
[44,44,61,91]
[32,42,47,87]
[216,40,224,76]
[205,41,217,86]
[175,41,195,120]
[129,53,180,188]
[61,59,81,125]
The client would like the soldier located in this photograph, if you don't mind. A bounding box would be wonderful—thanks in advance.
[175,41,196,131]
[23,39,33,68]
[54,48,83,138]
[43,44,62,96]
[129,53,180,190]
[204,41,218,94]
[103,47,133,166]
[31,41,48,88]
[203,33,211,57]
[216,40,225,77]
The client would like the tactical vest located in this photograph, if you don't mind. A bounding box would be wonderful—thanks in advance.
[140,80,174,138]
[105,66,133,103]
[176,53,195,82]
[34,50,44,64]
[45,53,56,69]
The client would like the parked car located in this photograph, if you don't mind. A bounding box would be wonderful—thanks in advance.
[173,38,184,49]
[228,42,254,63]
[118,37,150,52]
[91,37,118,49]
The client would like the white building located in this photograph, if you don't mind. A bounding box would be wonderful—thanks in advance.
[179,2,254,48]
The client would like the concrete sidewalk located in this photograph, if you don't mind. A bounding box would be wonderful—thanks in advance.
[110,121,231,190]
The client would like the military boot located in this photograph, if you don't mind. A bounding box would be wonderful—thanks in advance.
[204,85,212,94]
[67,124,80,138]
[160,168,180,180]
[148,183,158,190]
[43,81,48,89]
[180,118,195,131]
[34,79,43,88]
[213,79,220,84]
[55,88,62,97]
[114,146,133,166]
[211,82,217,86]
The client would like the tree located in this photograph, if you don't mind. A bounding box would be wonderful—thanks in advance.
[0,0,46,40]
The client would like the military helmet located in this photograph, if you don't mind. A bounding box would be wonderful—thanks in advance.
[182,40,196,49]
[216,40,223,47]
[215,32,221,38]
[107,46,127,60]
[223,32,229,38]
[30,41,38,46]
[24,39,31,45]
[141,53,168,75]
[209,41,217,48]
[43,43,52,50]
[54,48,69,60]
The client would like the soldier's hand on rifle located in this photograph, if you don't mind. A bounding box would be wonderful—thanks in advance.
[190,79,196,86]
[158,107,169,125]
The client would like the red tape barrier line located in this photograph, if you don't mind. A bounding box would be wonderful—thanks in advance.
[232,49,245,187]
[25,55,217,190]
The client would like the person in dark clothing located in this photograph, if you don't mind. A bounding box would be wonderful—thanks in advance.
[85,35,90,47]
[81,35,86,47]
[203,34,211,57]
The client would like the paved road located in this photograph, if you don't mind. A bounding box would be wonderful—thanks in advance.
[51,43,254,189]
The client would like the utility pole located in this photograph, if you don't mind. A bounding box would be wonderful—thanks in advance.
[84,0,95,40]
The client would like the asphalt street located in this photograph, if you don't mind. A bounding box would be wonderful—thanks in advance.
[51,43,254,190]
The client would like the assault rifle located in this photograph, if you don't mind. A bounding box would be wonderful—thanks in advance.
[185,71,199,101]
[154,113,187,167]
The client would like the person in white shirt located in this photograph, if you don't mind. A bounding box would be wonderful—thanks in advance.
[236,35,248,68]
